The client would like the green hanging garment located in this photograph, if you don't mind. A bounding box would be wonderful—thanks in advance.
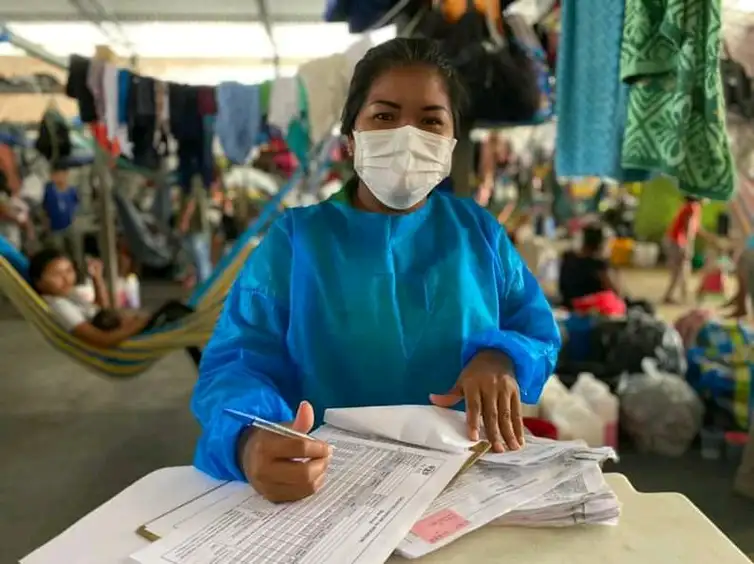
[620,0,735,201]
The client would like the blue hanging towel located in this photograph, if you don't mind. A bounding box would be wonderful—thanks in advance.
[216,83,262,165]
[554,0,649,182]
[117,70,131,124]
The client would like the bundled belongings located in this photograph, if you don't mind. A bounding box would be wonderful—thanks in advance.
[686,320,754,433]
[35,109,72,166]
[418,0,544,125]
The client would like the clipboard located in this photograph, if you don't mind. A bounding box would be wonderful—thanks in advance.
[136,440,491,542]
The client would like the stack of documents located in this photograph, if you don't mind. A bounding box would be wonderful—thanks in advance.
[129,405,620,564]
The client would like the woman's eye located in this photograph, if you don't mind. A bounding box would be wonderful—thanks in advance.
[422,118,444,127]
[374,113,394,121]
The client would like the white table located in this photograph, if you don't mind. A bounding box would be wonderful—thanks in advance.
[21,468,751,564]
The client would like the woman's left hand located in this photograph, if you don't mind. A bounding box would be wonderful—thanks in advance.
[430,350,524,453]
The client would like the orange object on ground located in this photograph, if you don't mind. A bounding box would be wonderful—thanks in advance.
[610,237,635,266]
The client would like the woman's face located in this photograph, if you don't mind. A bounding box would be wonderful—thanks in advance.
[352,64,454,140]
[350,65,454,213]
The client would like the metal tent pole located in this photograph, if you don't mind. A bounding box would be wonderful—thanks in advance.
[0,25,68,70]
[255,0,280,77]
[92,44,119,305]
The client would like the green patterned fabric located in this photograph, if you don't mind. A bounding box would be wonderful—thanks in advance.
[620,0,735,201]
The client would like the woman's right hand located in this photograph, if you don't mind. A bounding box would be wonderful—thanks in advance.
[239,401,332,503]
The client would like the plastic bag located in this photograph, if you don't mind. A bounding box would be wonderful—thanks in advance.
[600,311,687,377]
[618,359,704,456]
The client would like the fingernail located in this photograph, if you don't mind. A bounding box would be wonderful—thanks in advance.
[494,442,505,453]
[470,430,480,441]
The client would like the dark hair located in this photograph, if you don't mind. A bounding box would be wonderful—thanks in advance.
[582,224,605,252]
[29,248,67,291]
[340,37,468,136]
[684,195,700,203]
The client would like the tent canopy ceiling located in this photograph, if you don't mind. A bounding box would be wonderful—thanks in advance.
[0,0,327,22]
[0,21,373,59]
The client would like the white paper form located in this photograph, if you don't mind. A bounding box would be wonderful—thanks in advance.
[130,427,469,564]
[495,464,621,528]
[482,435,617,466]
[396,459,589,559]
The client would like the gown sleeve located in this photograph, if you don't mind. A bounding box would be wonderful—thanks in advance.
[191,217,298,481]
[461,228,562,405]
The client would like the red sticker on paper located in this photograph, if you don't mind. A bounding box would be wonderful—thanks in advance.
[411,509,470,544]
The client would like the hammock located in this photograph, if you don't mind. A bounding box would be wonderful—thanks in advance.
[0,171,302,377]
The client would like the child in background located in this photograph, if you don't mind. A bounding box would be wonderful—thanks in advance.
[42,165,80,265]
[662,196,703,304]
[29,248,201,364]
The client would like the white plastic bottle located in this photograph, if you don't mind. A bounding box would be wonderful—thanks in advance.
[540,376,603,446]
[124,274,141,309]
[571,372,620,449]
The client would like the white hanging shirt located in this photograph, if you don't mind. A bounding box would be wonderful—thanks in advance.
[268,76,300,135]
[102,64,133,157]
[298,53,349,146]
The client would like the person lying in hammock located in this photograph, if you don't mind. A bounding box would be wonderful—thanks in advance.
[28,248,201,364]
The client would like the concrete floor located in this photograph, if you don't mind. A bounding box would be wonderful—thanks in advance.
[1,271,753,563]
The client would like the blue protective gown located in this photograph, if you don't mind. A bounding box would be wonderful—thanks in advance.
[192,188,562,481]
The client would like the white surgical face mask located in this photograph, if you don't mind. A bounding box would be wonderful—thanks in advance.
[353,125,457,210]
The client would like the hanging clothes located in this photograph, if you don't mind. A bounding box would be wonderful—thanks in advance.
[197,86,217,116]
[215,82,262,165]
[268,76,300,136]
[324,0,401,33]
[65,55,97,123]
[554,0,649,182]
[620,0,734,201]
[127,74,159,170]
[298,54,349,146]
[86,58,105,123]
[258,81,271,116]
[117,69,131,124]
[170,84,213,191]
[102,64,132,158]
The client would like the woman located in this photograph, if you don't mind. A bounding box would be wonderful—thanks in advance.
[559,224,620,309]
[192,38,561,502]
[662,196,702,304]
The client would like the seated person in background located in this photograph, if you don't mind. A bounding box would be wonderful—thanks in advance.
[559,224,622,313]
[29,249,201,364]
[192,37,561,503]
[0,173,33,251]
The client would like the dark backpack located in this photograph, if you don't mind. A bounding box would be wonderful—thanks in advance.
[418,0,540,125]
[35,110,72,165]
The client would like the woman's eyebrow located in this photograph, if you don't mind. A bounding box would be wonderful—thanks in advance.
[422,105,450,113]
[369,100,401,108]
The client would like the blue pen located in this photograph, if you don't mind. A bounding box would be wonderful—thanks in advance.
[224,408,321,444]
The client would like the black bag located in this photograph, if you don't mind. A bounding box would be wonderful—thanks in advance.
[35,110,72,165]
[419,0,541,125]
